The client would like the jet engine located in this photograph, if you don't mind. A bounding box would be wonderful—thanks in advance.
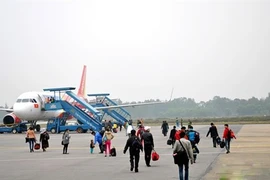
[3,113,22,125]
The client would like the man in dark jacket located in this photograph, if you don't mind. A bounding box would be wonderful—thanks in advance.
[206,123,219,147]
[161,121,169,136]
[141,126,154,167]
[169,126,177,148]
[123,129,143,173]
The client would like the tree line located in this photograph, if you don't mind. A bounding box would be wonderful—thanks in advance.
[117,93,270,119]
[1,93,270,121]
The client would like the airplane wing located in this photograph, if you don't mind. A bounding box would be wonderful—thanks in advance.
[95,102,165,110]
[0,108,14,113]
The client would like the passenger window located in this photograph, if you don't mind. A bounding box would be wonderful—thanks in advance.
[22,99,29,103]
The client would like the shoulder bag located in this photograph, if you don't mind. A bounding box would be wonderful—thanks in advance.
[173,140,189,164]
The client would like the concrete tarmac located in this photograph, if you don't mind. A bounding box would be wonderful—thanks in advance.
[202,124,270,180]
[0,124,243,180]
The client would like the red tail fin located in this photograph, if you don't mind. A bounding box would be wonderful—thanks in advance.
[62,65,87,101]
[77,65,87,97]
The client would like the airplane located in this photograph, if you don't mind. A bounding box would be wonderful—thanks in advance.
[0,66,165,131]
[0,65,89,131]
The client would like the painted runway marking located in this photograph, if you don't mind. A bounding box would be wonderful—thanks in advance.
[0,152,223,162]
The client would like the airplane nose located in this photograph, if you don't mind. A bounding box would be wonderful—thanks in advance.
[13,103,29,119]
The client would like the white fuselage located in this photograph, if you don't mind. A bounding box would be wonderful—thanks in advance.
[13,92,64,121]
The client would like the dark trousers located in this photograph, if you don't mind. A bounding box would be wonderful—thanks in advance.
[178,160,189,180]
[130,152,140,169]
[225,139,231,152]
[144,145,152,166]
[172,139,176,148]
[212,137,217,147]
[99,143,103,153]
[28,138,35,152]
[63,144,69,154]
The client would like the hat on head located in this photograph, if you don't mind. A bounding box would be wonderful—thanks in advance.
[40,128,46,134]
[144,126,151,131]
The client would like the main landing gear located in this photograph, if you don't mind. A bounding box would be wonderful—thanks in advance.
[28,121,41,132]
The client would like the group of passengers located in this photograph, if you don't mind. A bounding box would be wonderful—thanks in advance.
[45,97,55,103]
[91,127,115,157]
[26,127,71,154]
[26,127,50,153]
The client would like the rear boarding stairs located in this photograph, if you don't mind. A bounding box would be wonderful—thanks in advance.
[88,93,131,126]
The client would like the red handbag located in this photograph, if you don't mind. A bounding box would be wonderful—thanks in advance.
[34,143,40,150]
[152,150,159,161]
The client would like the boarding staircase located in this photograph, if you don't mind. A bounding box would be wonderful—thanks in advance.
[60,101,103,131]
[43,88,103,132]
[93,96,131,125]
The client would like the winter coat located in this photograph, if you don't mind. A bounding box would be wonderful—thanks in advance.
[62,132,71,145]
[94,132,102,144]
[141,131,154,147]
[40,132,50,148]
[206,126,219,137]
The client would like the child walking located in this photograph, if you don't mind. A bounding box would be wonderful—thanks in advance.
[90,139,95,154]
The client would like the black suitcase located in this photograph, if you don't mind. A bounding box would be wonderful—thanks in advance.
[167,138,172,145]
[220,141,225,148]
[216,137,221,145]
[110,147,116,157]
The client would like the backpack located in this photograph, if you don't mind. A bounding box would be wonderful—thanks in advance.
[188,131,195,141]
[188,130,200,144]
[132,137,142,151]
[227,129,235,139]
[194,132,200,144]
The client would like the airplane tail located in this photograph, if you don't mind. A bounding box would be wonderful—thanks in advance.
[62,65,87,101]
[77,65,86,97]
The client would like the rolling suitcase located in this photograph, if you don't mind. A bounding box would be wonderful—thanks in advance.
[110,147,116,157]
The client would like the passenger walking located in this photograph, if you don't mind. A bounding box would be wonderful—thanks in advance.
[206,123,219,148]
[123,129,143,173]
[91,131,103,153]
[141,126,154,167]
[39,129,50,152]
[173,131,194,180]
[90,139,95,154]
[176,118,179,128]
[169,126,177,148]
[62,129,71,154]
[222,124,236,154]
[26,127,36,153]
[175,126,188,141]
[136,124,145,139]
[161,121,169,136]
[102,127,114,157]
[126,123,133,137]
[186,126,200,163]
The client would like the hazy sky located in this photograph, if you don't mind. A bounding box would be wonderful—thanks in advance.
[0,0,270,106]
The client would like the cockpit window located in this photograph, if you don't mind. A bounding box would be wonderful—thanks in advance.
[16,99,22,103]
[22,99,30,103]
[30,99,37,103]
